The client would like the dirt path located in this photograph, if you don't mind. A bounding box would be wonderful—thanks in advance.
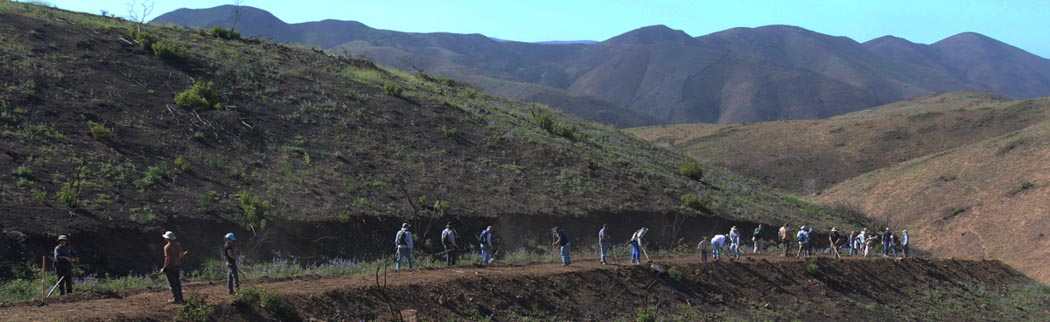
[0,252,946,321]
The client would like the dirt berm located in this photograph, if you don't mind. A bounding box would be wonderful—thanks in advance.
[2,255,1047,321]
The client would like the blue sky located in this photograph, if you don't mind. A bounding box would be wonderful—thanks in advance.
[40,0,1050,57]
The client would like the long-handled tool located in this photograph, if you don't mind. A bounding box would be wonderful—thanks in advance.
[45,275,66,298]
[641,246,652,263]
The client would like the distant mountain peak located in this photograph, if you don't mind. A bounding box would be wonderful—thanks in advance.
[605,24,693,45]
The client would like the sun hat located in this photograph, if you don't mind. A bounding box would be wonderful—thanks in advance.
[57,235,68,241]
[831,228,838,232]
[162,231,176,240]
[731,226,737,230]
[402,223,411,229]
[225,232,236,241]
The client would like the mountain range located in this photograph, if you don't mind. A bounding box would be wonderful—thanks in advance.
[153,5,1050,126]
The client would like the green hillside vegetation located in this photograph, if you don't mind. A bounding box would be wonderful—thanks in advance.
[0,2,864,278]
[629,92,1050,193]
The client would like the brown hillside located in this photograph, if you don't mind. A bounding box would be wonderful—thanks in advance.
[629,92,1050,193]
[818,119,1050,283]
[0,3,863,280]
[155,7,1050,125]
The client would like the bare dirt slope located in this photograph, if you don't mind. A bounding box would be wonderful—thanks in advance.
[1,254,1045,321]
[629,92,1050,193]
[819,119,1050,284]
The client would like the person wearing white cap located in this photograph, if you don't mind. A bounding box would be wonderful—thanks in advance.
[728,226,741,260]
[394,223,414,271]
[223,232,240,295]
[53,235,78,295]
[479,226,494,266]
[161,231,188,304]
[629,227,649,264]
[795,225,809,258]
[901,230,910,258]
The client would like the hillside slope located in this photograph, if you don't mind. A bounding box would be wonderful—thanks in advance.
[154,6,1050,125]
[818,119,1050,283]
[0,3,863,278]
[629,92,1050,193]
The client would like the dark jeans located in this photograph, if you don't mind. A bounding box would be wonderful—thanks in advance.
[445,247,457,266]
[56,263,73,294]
[227,262,240,293]
[902,244,910,258]
[165,267,184,302]
[781,239,790,256]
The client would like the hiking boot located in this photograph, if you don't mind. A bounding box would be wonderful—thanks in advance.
[169,299,186,304]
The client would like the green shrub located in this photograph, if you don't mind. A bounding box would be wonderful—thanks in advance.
[174,155,189,172]
[175,81,221,110]
[134,164,171,190]
[151,41,187,64]
[235,288,299,321]
[58,182,77,207]
[208,26,241,40]
[14,166,31,178]
[235,192,271,230]
[193,131,205,141]
[383,83,403,97]
[635,307,656,322]
[441,124,458,137]
[32,189,46,202]
[86,120,113,140]
[134,31,157,52]
[679,160,704,181]
[177,294,215,322]
[667,266,683,281]
[531,111,587,141]
[943,207,966,220]
[199,190,220,209]
[681,194,713,213]
[805,260,823,278]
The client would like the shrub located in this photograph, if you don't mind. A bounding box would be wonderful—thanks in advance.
[58,182,77,208]
[667,266,683,281]
[235,288,299,321]
[86,121,113,140]
[193,131,205,141]
[681,194,713,213]
[134,31,157,52]
[531,111,588,141]
[208,26,241,40]
[943,207,966,220]
[235,192,271,230]
[635,307,656,322]
[177,294,215,322]
[175,81,221,110]
[805,260,823,278]
[134,164,171,190]
[383,83,403,97]
[199,190,220,209]
[14,166,31,178]
[679,160,704,181]
[441,124,458,137]
[151,41,187,64]
[174,155,189,172]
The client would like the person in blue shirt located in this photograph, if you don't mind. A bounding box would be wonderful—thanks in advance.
[598,224,611,265]
[479,226,494,266]
[629,227,649,264]
[795,226,810,258]
[394,223,414,271]
[552,227,571,266]
[728,226,741,260]
[441,222,458,266]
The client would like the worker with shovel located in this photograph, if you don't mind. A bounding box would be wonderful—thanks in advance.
[441,222,458,267]
[52,235,78,296]
[479,226,494,266]
[552,227,571,266]
[161,231,187,304]
[710,234,727,261]
[223,233,240,295]
[629,227,649,264]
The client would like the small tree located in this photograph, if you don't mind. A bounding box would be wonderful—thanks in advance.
[126,0,155,33]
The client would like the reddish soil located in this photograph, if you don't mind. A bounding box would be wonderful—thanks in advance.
[1,253,1044,321]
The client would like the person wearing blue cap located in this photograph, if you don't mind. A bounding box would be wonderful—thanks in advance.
[223,232,240,295]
